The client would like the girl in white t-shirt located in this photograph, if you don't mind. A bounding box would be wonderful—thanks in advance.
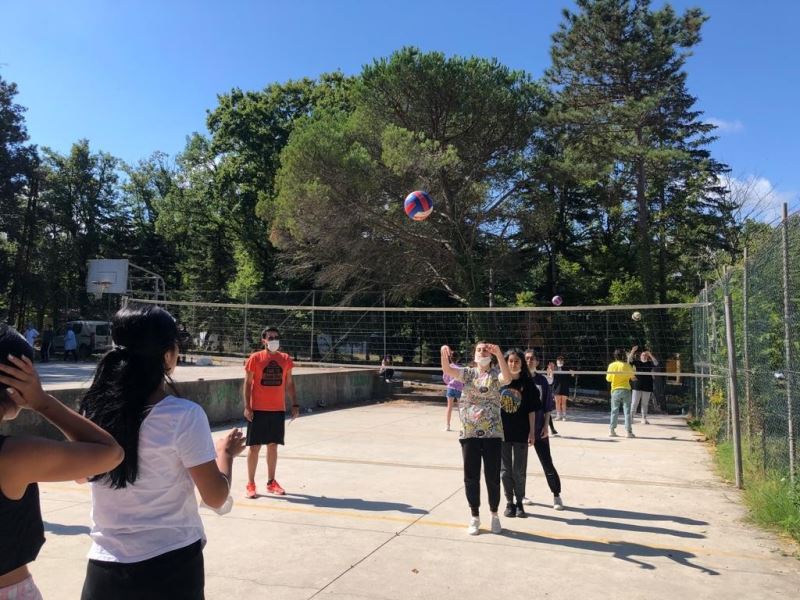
[78,306,245,600]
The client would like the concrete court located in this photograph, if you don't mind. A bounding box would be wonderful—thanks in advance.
[30,403,800,600]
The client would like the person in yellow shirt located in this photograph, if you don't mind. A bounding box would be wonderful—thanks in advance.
[606,348,636,438]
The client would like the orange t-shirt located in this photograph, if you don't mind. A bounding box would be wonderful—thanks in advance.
[245,350,294,411]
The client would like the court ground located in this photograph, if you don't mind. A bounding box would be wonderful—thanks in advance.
[31,402,800,599]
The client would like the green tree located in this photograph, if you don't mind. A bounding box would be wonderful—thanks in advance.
[272,48,548,304]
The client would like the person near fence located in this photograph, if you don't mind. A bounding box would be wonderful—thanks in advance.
[77,306,245,600]
[440,341,512,535]
[379,355,394,382]
[23,324,38,349]
[243,326,299,499]
[64,327,78,362]
[607,348,637,438]
[500,349,540,519]
[552,355,575,421]
[39,325,53,363]
[523,350,565,510]
[442,351,463,431]
[628,345,658,424]
[0,324,123,600]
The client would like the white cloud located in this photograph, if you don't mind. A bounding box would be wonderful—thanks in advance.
[707,117,744,133]
[721,175,797,223]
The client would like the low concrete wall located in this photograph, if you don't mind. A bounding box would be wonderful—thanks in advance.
[1,370,392,440]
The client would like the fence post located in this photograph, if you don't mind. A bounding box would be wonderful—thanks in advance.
[724,290,744,489]
[781,203,796,483]
[742,247,753,444]
[310,290,316,361]
[700,281,708,415]
[242,289,248,355]
[382,291,387,361]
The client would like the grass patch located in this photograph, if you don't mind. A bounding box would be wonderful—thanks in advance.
[711,440,800,545]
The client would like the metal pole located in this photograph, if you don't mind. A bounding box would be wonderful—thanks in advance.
[781,203,796,482]
[382,291,387,360]
[724,267,731,442]
[724,292,744,489]
[742,247,753,442]
[310,290,316,361]
[242,290,248,355]
[700,282,708,415]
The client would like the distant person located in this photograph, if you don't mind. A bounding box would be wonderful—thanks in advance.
[607,348,637,438]
[523,350,564,510]
[628,346,658,424]
[442,350,463,432]
[64,327,78,361]
[243,326,299,499]
[78,306,244,599]
[441,341,513,536]
[551,355,575,421]
[500,349,539,519]
[0,324,123,600]
[23,324,38,349]
[177,323,192,364]
[379,355,394,382]
[39,325,54,363]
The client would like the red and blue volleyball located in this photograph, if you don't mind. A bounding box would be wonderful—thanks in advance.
[404,190,434,221]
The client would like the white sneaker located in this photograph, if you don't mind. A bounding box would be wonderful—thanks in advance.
[444,425,451,432]
[627,431,636,438]
[467,517,480,535]
[490,514,502,534]
[553,495,564,510]
[522,496,534,506]
[561,415,567,421]
[609,430,618,437]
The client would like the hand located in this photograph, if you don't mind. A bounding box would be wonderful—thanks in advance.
[243,407,253,422]
[528,435,535,446]
[486,344,502,357]
[217,428,246,458]
[291,405,300,420]
[440,345,452,361]
[631,345,639,353]
[540,426,549,439]
[0,354,48,412]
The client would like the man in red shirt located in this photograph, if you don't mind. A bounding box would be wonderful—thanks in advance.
[243,326,299,498]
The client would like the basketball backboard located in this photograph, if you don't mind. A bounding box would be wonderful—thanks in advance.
[87,259,129,295]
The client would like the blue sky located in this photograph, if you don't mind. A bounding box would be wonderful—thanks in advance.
[2,0,798,220]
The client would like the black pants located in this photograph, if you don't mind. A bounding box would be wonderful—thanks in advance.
[501,441,529,504]
[460,437,501,516]
[64,349,78,361]
[81,540,204,600]
[533,437,561,496]
[40,342,51,362]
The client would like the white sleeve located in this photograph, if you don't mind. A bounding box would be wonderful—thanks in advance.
[175,402,217,469]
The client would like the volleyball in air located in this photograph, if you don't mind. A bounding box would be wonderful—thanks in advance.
[404,191,434,221]
[632,311,642,321]
[551,295,563,306]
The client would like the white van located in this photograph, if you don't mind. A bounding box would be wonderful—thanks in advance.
[52,320,113,359]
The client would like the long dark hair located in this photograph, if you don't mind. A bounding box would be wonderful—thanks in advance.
[0,324,34,418]
[504,348,533,383]
[79,306,178,488]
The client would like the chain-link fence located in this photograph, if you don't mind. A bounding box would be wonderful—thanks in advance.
[694,205,800,483]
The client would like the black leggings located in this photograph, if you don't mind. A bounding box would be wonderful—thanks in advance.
[533,437,561,496]
[460,437,502,516]
[81,540,204,600]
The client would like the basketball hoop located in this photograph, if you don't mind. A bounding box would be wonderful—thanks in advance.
[91,280,112,301]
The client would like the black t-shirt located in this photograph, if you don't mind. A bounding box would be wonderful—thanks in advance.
[552,371,573,395]
[630,359,656,392]
[0,435,45,576]
[500,377,541,443]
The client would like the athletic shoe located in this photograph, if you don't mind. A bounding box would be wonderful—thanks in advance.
[515,503,527,518]
[444,425,451,432]
[467,517,480,536]
[562,415,567,422]
[504,503,516,518]
[553,495,564,511]
[266,480,286,495]
[609,430,618,437]
[245,482,257,499]
[643,419,650,425]
[522,496,534,506]
[627,431,636,438]
[490,514,502,534]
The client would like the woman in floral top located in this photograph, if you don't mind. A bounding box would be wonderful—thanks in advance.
[440,342,512,536]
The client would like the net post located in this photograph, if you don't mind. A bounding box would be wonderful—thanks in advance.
[742,247,753,444]
[781,203,796,483]
[382,291,387,361]
[242,289,248,355]
[724,290,744,489]
[310,290,316,361]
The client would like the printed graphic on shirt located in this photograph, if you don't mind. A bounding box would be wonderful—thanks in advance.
[458,367,504,439]
[260,360,284,387]
[500,387,522,413]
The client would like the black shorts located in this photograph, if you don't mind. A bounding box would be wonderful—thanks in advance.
[246,410,286,445]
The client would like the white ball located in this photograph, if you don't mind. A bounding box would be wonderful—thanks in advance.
[632,311,642,321]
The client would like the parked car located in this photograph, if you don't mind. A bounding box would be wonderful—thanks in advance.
[52,320,113,359]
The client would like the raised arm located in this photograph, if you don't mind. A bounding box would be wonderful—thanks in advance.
[489,344,512,383]
[440,346,462,381]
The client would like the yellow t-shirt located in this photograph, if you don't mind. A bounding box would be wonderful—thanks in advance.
[606,361,635,391]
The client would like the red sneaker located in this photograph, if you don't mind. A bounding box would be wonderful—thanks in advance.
[245,482,257,499]
[266,480,285,495]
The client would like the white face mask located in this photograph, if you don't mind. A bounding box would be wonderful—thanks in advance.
[557,361,564,368]
[475,356,492,367]
[267,340,280,352]
[509,366,522,375]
